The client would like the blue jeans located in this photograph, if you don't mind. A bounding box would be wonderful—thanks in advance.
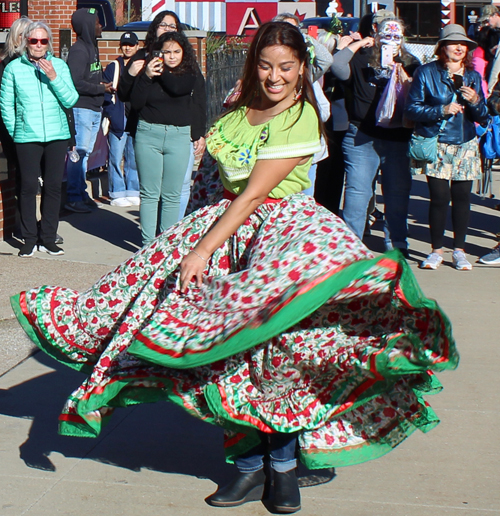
[342,124,412,250]
[66,108,102,202]
[178,141,195,219]
[107,131,139,198]
[235,432,298,474]
[303,163,317,196]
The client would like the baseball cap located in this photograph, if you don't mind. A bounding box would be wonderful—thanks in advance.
[120,32,139,46]
[478,4,500,23]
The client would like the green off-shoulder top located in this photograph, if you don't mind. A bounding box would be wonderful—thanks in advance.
[206,101,321,199]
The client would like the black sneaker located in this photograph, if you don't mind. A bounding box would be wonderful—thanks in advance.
[84,197,100,208]
[64,201,91,214]
[38,243,64,256]
[18,243,35,257]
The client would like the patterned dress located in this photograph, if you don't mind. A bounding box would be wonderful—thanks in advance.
[11,101,458,470]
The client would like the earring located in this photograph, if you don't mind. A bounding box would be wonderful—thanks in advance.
[293,75,303,101]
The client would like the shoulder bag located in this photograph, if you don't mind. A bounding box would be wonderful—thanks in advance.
[408,94,456,163]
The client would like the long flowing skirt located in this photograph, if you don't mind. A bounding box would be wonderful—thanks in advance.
[11,194,458,469]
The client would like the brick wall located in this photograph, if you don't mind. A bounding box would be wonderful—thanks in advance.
[27,0,76,56]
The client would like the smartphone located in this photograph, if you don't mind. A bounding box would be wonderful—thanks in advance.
[381,45,394,68]
[453,74,464,90]
[152,50,163,61]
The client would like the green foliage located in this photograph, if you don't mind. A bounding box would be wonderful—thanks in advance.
[206,32,249,55]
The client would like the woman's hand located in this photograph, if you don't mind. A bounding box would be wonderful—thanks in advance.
[38,59,56,81]
[129,59,145,77]
[443,102,464,116]
[337,35,354,50]
[459,85,480,104]
[193,136,206,159]
[145,57,163,78]
[180,251,208,293]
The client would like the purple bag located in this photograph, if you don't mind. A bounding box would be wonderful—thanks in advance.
[376,65,411,129]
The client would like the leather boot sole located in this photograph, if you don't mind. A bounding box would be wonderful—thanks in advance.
[274,503,302,513]
[206,484,264,507]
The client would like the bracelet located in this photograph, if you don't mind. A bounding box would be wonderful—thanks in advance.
[192,250,208,263]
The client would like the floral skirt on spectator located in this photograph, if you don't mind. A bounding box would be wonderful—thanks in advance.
[411,137,481,180]
[11,194,458,470]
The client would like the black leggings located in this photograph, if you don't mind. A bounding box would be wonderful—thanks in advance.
[427,176,472,250]
[16,140,68,245]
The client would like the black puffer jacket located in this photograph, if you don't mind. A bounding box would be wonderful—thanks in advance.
[405,60,488,145]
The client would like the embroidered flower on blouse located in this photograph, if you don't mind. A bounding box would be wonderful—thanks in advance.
[238,148,252,164]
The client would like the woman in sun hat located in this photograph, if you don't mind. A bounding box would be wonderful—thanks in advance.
[405,24,488,270]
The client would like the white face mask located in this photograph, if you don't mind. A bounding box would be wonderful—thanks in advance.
[378,22,404,52]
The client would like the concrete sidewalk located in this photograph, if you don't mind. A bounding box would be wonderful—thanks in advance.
[0,175,499,515]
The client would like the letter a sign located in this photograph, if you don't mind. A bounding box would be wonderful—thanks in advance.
[237,7,260,35]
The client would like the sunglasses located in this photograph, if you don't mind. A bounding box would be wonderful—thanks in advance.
[158,22,177,30]
[28,38,49,45]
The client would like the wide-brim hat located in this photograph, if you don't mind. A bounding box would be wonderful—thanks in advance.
[478,4,500,23]
[436,24,477,50]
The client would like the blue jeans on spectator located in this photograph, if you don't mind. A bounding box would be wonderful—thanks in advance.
[303,163,317,196]
[178,141,195,219]
[235,432,298,474]
[66,108,102,203]
[342,123,412,250]
[108,131,139,199]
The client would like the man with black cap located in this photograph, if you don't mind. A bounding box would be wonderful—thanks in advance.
[101,32,140,207]
[65,8,113,214]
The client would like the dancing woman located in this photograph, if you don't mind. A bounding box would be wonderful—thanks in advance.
[12,22,457,513]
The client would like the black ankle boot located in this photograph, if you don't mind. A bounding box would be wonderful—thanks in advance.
[206,469,266,507]
[273,469,301,513]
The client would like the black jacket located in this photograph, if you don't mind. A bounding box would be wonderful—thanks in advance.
[67,8,104,111]
[405,61,488,145]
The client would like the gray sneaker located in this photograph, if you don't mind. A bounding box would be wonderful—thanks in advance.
[420,252,443,270]
[452,250,472,271]
[64,201,91,214]
[479,246,500,265]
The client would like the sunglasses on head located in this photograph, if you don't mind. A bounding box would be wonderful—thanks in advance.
[28,38,49,45]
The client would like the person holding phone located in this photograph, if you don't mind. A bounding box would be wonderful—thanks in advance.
[405,24,488,270]
[0,21,79,257]
[340,18,420,256]
[130,31,206,245]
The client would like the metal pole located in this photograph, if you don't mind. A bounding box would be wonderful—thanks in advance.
[128,0,131,22]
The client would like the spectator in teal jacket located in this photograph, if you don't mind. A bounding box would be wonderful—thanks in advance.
[0,21,78,257]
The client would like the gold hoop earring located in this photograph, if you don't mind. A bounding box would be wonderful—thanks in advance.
[293,75,303,101]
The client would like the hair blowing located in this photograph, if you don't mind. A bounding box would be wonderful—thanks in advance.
[223,22,324,136]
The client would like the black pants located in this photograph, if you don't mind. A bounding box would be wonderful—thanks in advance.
[16,140,68,245]
[314,129,347,216]
[427,176,472,250]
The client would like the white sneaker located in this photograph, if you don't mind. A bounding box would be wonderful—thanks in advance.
[110,197,132,207]
[127,197,140,206]
[420,252,443,270]
[452,250,472,271]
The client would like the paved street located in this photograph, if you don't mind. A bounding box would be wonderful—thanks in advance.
[0,174,499,516]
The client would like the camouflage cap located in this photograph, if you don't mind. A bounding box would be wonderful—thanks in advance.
[478,4,500,23]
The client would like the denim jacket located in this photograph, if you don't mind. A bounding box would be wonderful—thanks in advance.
[404,60,488,145]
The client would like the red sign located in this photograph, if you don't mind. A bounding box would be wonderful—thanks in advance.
[0,1,20,29]
[226,3,278,37]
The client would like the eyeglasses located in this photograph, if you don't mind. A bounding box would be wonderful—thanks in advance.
[158,22,177,30]
[28,38,49,45]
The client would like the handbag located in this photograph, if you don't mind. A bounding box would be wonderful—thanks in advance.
[101,60,120,136]
[408,94,456,163]
[477,115,500,159]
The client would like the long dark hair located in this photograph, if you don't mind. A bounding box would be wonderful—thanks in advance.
[144,10,183,54]
[224,22,323,135]
[153,32,198,75]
